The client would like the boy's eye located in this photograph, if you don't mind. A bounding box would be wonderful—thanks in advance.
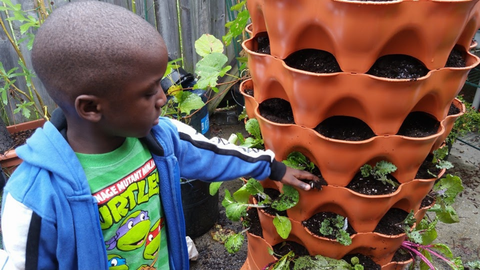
[145,90,158,97]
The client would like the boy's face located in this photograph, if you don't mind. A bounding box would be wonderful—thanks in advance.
[99,50,167,138]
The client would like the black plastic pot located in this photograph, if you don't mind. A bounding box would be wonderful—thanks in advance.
[181,178,219,238]
[161,66,211,138]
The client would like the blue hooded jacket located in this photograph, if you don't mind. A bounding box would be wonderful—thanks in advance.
[0,112,286,270]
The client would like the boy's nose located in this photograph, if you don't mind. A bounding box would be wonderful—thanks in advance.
[156,88,167,108]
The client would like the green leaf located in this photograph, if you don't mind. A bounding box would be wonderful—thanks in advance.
[195,52,231,89]
[430,243,454,259]
[195,34,224,57]
[232,185,251,204]
[465,260,480,269]
[273,214,291,239]
[230,0,246,11]
[407,217,438,245]
[245,178,264,195]
[360,164,372,178]
[374,160,397,175]
[177,91,205,115]
[337,229,352,246]
[245,118,262,140]
[225,203,246,222]
[225,233,244,254]
[271,185,299,211]
[293,255,351,270]
[433,205,460,223]
[209,182,222,196]
[433,174,464,205]
[222,189,235,208]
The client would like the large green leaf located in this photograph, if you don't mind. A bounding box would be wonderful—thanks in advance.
[225,203,246,222]
[209,182,222,196]
[195,34,224,57]
[177,91,205,115]
[195,52,231,90]
[273,215,291,239]
[225,233,244,254]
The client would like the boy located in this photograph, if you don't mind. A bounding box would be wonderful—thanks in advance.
[0,2,318,269]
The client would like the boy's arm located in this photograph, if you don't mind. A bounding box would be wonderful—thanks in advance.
[164,119,319,190]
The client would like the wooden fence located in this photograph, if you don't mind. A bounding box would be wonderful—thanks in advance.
[0,0,241,123]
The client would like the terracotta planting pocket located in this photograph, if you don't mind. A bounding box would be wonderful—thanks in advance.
[243,232,276,270]
[246,0,478,72]
[382,248,414,270]
[431,98,466,151]
[264,168,441,233]
[243,37,479,135]
[256,207,406,265]
[249,106,444,185]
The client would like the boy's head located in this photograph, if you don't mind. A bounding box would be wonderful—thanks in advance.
[32,1,168,139]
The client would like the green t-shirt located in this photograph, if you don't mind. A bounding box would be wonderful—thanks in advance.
[76,137,169,270]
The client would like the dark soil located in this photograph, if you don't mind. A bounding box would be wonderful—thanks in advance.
[314,116,376,141]
[284,49,342,73]
[0,129,33,155]
[415,154,442,179]
[301,165,328,190]
[258,98,295,124]
[244,88,254,97]
[272,241,309,259]
[255,188,287,217]
[346,172,400,195]
[244,208,263,237]
[448,102,461,115]
[302,212,357,240]
[445,48,466,68]
[367,55,430,79]
[342,253,381,270]
[420,194,435,209]
[373,208,408,235]
[391,248,412,263]
[396,112,440,137]
[254,34,271,55]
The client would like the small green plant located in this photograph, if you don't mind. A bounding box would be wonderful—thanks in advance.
[161,34,232,123]
[319,214,352,246]
[0,0,51,124]
[446,97,480,145]
[465,260,480,269]
[400,174,465,269]
[428,147,454,178]
[264,251,363,270]
[282,151,315,173]
[228,118,264,149]
[360,160,398,187]
[428,174,464,224]
[220,178,299,253]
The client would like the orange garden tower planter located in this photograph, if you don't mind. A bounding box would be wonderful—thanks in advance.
[240,0,480,269]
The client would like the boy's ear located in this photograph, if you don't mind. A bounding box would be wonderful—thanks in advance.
[75,95,103,122]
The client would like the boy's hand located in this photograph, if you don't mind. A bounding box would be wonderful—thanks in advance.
[280,167,320,191]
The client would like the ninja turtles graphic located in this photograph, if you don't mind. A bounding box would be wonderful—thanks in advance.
[105,210,151,251]
[143,217,165,259]
[107,254,128,270]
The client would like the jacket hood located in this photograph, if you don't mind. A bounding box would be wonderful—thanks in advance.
[15,120,91,195]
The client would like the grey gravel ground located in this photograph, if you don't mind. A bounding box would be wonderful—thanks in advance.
[189,114,480,270]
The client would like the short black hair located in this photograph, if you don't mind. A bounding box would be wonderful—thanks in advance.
[32,1,167,107]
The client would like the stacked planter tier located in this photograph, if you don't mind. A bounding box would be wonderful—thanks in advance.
[242,0,479,269]
[246,0,480,73]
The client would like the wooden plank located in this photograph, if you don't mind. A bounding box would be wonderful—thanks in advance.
[155,0,181,62]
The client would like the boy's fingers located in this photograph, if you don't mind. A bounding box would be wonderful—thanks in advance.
[282,176,311,191]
